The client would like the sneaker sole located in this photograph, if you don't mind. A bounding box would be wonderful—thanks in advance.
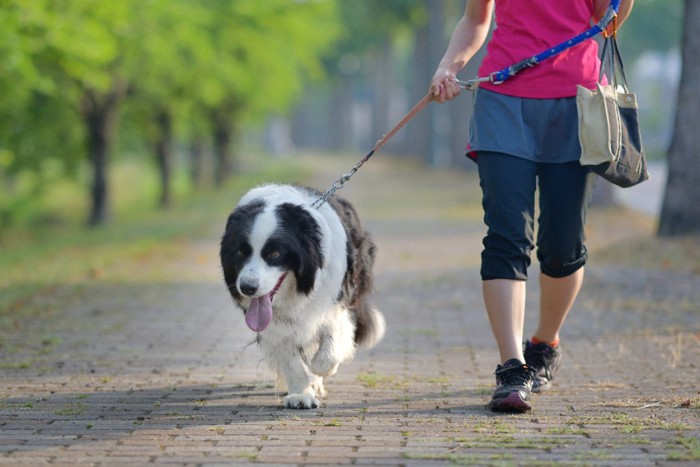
[488,391,532,413]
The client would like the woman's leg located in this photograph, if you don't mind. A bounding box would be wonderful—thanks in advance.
[483,279,527,363]
[477,152,537,364]
[478,152,539,411]
[534,161,597,342]
[534,269,584,343]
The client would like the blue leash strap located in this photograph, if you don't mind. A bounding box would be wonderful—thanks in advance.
[460,0,621,90]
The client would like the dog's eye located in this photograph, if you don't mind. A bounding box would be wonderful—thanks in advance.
[266,250,280,259]
[236,249,245,257]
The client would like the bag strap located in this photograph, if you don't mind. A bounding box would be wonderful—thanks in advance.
[599,15,630,92]
[612,35,630,89]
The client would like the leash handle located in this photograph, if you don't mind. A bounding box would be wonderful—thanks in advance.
[312,93,433,208]
[373,93,433,153]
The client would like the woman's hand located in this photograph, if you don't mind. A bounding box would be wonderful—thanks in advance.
[430,68,461,103]
[428,0,493,103]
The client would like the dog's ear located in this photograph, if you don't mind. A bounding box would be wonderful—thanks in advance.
[220,201,265,302]
[219,211,244,302]
[276,203,324,295]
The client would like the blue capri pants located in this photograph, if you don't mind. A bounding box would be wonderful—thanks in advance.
[477,152,598,281]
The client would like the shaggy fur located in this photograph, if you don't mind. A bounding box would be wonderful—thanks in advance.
[220,184,385,409]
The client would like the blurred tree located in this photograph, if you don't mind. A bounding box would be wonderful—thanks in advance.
[657,0,700,236]
[401,0,488,168]
[122,0,212,208]
[196,0,340,186]
[292,0,428,151]
[290,0,484,167]
[0,0,84,224]
[0,0,340,225]
[25,0,138,226]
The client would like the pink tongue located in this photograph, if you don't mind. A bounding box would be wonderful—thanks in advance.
[245,294,272,332]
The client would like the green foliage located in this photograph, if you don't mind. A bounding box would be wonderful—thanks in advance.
[0,1,40,108]
[325,0,427,81]
[0,0,133,225]
[197,0,340,116]
[0,3,78,223]
[0,0,685,229]
[0,0,341,227]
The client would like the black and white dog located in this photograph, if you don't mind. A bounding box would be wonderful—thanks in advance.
[220,184,385,409]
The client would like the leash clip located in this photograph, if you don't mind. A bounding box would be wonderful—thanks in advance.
[457,73,498,91]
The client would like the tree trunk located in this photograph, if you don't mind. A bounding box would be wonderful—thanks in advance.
[189,137,207,189]
[212,109,235,187]
[81,86,123,226]
[154,110,173,208]
[658,0,700,237]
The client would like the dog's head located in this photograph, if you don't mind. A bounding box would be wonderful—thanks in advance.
[220,199,324,332]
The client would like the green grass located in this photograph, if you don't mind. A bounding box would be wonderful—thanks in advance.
[570,413,694,433]
[0,151,308,320]
[54,402,87,416]
[357,371,407,389]
[666,435,700,462]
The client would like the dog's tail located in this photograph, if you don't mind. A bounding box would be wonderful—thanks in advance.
[354,307,386,350]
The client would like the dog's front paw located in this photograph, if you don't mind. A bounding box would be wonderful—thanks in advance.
[284,393,320,409]
[310,376,327,398]
[310,352,340,378]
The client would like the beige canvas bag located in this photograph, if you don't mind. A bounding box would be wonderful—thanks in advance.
[576,31,649,188]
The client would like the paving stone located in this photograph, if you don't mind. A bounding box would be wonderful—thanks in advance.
[1,156,698,465]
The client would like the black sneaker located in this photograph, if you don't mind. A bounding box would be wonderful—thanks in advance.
[487,358,534,413]
[524,340,562,393]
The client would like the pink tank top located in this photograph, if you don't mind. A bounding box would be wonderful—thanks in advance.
[478,0,601,98]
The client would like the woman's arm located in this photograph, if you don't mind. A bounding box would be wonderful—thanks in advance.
[429,0,494,103]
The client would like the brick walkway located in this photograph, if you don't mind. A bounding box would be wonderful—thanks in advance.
[1,155,699,465]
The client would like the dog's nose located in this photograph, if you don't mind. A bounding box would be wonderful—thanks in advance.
[239,280,258,297]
